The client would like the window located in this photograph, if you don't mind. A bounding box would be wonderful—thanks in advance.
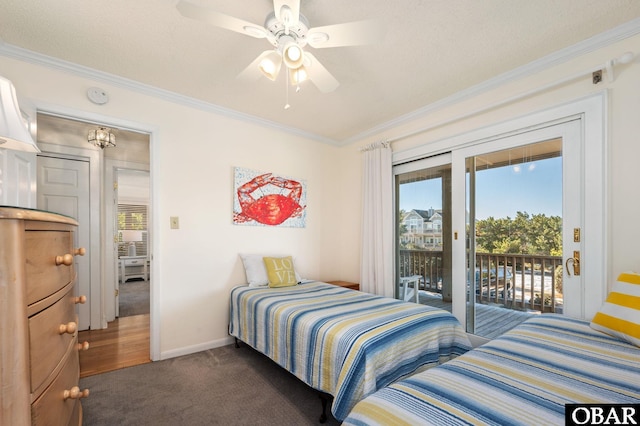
[118,204,148,257]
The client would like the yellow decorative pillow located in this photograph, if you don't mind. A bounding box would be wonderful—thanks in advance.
[590,272,640,347]
[263,256,298,287]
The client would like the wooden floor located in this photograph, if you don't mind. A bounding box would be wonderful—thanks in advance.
[78,313,151,378]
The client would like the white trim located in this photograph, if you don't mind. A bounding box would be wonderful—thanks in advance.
[160,336,235,361]
[394,92,605,164]
[2,18,638,146]
[346,18,640,145]
[395,93,606,326]
[0,43,338,146]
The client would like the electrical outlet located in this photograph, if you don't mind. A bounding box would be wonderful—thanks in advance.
[170,216,179,229]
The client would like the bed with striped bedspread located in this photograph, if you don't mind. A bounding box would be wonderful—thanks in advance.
[228,281,471,420]
[343,314,640,426]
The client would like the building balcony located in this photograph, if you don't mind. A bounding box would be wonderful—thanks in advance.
[398,249,564,337]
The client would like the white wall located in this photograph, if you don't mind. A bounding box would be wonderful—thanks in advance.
[0,55,357,359]
[341,33,640,294]
[3,30,639,359]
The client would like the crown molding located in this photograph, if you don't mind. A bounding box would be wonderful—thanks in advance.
[3,16,639,148]
[343,17,640,145]
[0,42,340,146]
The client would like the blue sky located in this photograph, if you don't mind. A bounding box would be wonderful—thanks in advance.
[399,157,562,219]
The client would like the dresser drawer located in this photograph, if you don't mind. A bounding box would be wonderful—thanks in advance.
[123,257,145,267]
[31,348,82,426]
[68,396,82,426]
[68,397,82,426]
[25,230,74,306]
[29,289,77,393]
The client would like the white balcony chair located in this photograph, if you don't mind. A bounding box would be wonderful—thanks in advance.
[399,275,423,303]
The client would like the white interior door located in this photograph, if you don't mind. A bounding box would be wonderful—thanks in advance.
[37,155,91,330]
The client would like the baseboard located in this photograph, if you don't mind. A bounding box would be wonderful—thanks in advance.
[159,335,235,360]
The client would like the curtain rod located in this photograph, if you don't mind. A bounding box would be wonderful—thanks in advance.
[386,51,636,145]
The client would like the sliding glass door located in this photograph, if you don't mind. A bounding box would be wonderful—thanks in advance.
[395,118,593,338]
[457,119,584,338]
[464,139,562,337]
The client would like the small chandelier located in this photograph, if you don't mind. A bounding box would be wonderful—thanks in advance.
[87,127,115,149]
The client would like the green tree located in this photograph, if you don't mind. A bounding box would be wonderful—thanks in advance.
[475,211,561,256]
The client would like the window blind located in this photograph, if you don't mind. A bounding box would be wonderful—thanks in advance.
[118,204,148,257]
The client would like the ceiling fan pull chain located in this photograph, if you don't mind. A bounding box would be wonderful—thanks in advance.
[284,69,291,110]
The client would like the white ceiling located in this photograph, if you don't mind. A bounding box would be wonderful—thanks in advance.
[2,0,640,145]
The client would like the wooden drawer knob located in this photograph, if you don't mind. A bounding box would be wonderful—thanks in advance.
[74,247,86,256]
[74,295,87,304]
[55,253,74,266]
[77,341,90,351]
[63,386,90,400]
[58,322,77,335]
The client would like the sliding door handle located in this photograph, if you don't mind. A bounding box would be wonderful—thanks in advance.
[565,251,580,276]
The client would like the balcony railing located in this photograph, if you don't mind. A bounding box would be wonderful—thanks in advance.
[398,249,563,313]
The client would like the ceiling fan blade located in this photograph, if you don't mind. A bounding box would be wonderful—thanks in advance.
[303,52,339,93]
[307,20,382,48]
[176,0,268,39]
[273,0,300,29]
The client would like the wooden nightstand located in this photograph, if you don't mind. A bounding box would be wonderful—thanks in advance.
[326,280,360,291]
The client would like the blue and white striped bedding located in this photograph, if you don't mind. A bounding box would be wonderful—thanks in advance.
[343,314,640,425]
[228,281,471,420]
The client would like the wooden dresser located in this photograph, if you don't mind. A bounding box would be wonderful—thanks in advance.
[0,207,89,426]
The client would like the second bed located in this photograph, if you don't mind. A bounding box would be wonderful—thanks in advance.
[229,280,471,421]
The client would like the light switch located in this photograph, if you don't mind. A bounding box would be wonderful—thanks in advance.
[170,216,179,229]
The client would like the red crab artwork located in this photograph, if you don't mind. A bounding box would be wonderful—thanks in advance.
[233,172,306,226]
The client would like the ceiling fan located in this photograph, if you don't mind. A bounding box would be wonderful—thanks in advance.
[176,0,382,95]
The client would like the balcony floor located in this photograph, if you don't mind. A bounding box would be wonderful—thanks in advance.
[408,290,538,339]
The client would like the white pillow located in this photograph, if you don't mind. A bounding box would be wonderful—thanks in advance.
[240,253,303,287]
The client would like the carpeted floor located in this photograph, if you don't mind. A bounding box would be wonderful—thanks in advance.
[79,343,341,426]
[119,278,150,317]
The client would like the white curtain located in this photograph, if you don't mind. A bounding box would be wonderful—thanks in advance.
[359,141,393,297]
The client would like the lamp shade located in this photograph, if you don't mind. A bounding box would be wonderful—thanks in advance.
[259,50,283,81]
[290,66,308,85]
[282,42,304,69]
[0,76,39,153]
[121,230,143,242]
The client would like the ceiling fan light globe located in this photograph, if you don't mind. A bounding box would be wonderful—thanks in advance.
[290,66,307,85]
[258,51,282,81]
[283,43,304,69]
[286,45,301,61]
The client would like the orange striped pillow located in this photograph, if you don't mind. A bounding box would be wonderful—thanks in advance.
[590,272,640,347]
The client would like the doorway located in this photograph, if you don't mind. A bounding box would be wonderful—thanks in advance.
[35,112,152,369]
[115,169,150,318]
[394,94,607,338]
